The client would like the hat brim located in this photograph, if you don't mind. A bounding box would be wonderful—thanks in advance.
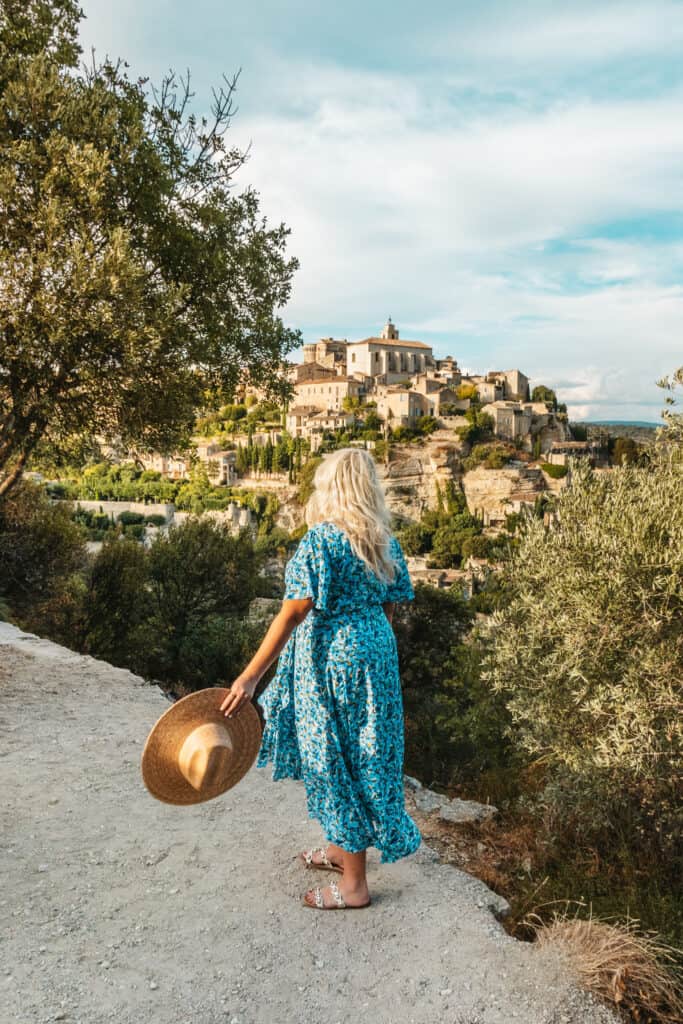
[141,688,262,805]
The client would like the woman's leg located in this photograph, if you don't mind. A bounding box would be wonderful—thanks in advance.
[339,848,370,904]
[303,846,370,907]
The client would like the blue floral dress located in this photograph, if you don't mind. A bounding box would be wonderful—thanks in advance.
[257,521,422,863]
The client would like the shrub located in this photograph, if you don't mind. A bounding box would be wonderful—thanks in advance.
[540,462,568,479]
[117,510,145,526]
[145,514,167,527]
[534,916,683,1024]
[123,523,146,540]
[482,456,683,849]
[145,518,257,684]
[394,583,513,788]
[0,481,87,640]
[82,537,154,672]
[462,442,514,472]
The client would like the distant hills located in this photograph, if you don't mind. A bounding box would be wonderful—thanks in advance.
[584,420,659,429]
[579,421,659,445]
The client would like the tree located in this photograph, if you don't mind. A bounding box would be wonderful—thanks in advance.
[0,1,300,496]
[611,436,642,466]
[146,518,256,683]
[394,583,512,787]
[82,536,154,673]
[0,478,86,637]
[482,452,683,844]
[531,385,557,409]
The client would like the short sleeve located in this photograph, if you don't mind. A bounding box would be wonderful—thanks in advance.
[283,526,332,612]
[384,536,414,604]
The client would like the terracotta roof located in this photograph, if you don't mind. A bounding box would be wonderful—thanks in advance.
[310,410,353,421]
[348,337,433,350]
[287,404,321,415]
[296,376,359,386]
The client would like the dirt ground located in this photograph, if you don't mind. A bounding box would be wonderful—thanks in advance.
[0,622,618,1024]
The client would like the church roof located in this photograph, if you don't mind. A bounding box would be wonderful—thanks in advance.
[348,337,432,350]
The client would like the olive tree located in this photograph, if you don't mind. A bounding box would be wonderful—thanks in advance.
[482,376,683,837]
[0,1,299,495]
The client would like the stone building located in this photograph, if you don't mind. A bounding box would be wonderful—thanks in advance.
[547,439,606,467]
[345,319,435,382]
[376,386,432,426]
[302,337,348,373]
[292,375,361,411]
[488,400,569,452]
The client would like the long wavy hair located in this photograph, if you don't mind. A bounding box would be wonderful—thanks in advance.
[305,447,398,583]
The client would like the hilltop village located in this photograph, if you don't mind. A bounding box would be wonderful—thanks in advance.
[59,318,612,591]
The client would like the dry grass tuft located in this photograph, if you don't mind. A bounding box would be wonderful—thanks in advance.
[533,914,683,1023]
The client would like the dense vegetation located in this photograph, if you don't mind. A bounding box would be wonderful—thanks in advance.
[397,480,504,568]
[0,480,272,689]
[0,0,299,497]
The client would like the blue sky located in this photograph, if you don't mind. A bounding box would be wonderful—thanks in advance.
[78,0,683,421]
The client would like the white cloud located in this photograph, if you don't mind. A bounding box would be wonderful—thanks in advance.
[428,2,683,66]
[76,1,683,420]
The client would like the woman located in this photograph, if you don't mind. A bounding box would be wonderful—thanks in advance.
[219,447,421,910]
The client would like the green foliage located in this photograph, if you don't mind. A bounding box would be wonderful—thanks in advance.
[79,520,265,688]
[531,385,558,408]
[456,383,478,401]
[482,456,683,855]
[394,583,513,788]
[396,486,486,569]
[81,537,154,672]
[144,514,167,527]
[117,510,145,526]
[539,462,568,479]
[456,409,495,446]
[397,522,432,556]
[296,456,323,506]
[657,366,683,447]
[610,436,642,466]
[0,1,300,495]
[460,534,493,560]
[0,479,86,639]
[462,442,514,471]
[570,422,588,441]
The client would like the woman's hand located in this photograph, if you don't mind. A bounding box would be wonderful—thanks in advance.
[219,674,258,718]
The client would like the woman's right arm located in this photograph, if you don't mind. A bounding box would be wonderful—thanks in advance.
[219,597,313,718]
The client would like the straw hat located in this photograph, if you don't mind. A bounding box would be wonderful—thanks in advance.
[141,688,262,805]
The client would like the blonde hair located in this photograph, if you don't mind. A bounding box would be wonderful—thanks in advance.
[305,448,398,583]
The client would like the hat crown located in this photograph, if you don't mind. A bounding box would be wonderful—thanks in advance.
[178,721,234,792]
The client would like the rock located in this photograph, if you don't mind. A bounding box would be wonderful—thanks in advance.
[413,788,445,813]
[439,798,498,824]
[403,774,423,791]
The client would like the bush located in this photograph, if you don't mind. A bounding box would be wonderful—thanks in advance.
[463,442,514,472]
[394,583,513,788]
[145,518,257,684]
[482,456,683,852]
[123,523,146,540]
[460,534,492,560]
[82,537,154,673]
[0,481,87,640]
[144,514,167,527]
[117,510,145,526]
[540,462,568,479]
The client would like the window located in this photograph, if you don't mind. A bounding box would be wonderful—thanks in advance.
[351,353,356,363]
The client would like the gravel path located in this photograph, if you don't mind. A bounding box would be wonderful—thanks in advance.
[1,623,617,1024]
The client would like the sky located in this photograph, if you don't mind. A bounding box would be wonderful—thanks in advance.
[78,0,683,422]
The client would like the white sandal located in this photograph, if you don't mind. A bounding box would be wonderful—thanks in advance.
[303,879,371,911]
[299,846,343,874]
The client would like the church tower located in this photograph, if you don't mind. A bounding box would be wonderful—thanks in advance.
[380,317,399,340]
